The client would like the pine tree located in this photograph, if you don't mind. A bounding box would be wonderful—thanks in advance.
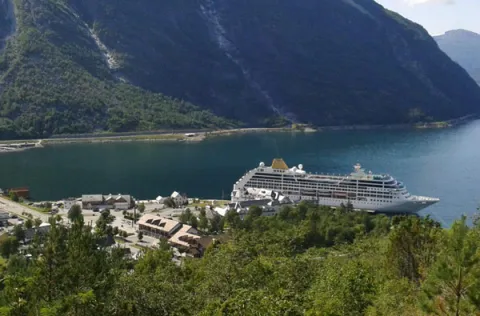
[421,216,480,315]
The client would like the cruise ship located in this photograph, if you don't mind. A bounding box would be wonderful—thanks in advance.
[231,159,439,213]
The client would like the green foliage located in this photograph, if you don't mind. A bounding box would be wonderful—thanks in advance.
[421,216,480,315]
[12,224,25,242]
[24,218,33,230]
[163,198,176,208]
[137,202,145,213]
[0,0,234,140]
[67,204,82,223]
[8,192,18,202]
[0,237,19,258]
[387,215,442,282]
[2,204,480,315]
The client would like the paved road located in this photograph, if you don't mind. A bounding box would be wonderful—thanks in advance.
[0,196,50,222]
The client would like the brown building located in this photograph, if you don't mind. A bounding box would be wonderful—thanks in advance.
[8,187,30,199]
[137,214,182,239]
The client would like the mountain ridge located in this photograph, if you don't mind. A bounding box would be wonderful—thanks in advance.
[434,29,480,85]
[0,0,479,139]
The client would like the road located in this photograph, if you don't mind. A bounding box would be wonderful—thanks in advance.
[0,196,50,222]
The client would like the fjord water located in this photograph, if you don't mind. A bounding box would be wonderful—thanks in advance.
[1,121,480,225]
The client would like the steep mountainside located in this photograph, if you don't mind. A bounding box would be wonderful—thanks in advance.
[0,0,233,139]
[435,29,480,85]
[68,0,480,126]
[1,0,480,139]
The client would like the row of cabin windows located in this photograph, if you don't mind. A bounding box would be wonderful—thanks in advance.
[247,180,397,195]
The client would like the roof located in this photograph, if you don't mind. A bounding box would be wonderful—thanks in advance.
[171,191,180,198]
[138,214,182,235]
[169,224,200,248]
[237,199,272,208]
[271,158,288,170]
[82,195,104,203]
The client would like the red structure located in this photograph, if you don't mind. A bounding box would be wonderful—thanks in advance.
[8,187,30,199]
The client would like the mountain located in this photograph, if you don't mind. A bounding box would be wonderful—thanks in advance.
[435,29,480,85]
[1,0,480,139]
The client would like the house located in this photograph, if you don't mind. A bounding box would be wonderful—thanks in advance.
[168,225,217,258]
[137,214,182,238]
[169,224,200,249]
[105,194,133,210]
[170,191,187,206]
[63,198,77,211]
[25,223,51,241]
[82,194,133,210]
[0,210,9,227]
[82,195,106,209]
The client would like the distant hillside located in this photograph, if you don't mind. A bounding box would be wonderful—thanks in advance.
[435,29,480,85]
[1,0,480,139]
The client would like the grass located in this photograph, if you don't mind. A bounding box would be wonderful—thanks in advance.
[114,237,126,244]
[188,200,230,208]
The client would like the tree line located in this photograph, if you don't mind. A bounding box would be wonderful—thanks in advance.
[0,202,479,315]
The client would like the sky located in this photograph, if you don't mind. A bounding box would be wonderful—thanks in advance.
[375,0,480,35]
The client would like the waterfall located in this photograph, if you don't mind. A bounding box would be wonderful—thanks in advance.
[70,9,128,83]
[199,0,295,121]
[86,26,128,83]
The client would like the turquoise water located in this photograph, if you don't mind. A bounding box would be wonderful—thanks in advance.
[1,121,480,225]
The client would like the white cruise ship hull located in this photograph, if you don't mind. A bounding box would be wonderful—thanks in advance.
[234,193,438,213]
[231,159,440,214]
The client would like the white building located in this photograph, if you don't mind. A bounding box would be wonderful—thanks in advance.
[63,198,77,212]
[171,191,187,206]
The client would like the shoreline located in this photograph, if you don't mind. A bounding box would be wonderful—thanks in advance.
[0,114,477,152]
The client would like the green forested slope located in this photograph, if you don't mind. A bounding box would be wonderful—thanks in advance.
[1,204,480,315]
[1,0,480,139]
[69,0,480,126]
[0,0,233,139]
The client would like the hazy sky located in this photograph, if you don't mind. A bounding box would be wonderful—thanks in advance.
[375,0,480,35]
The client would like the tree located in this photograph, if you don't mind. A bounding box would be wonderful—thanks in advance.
[113,226,119,236]
[34,218,43,228]
[164,198,176,208]
[209,214,224,233]
[421,216,480,315]
[45,202,52,212]
[137,231,143,241]
[180,209,192,224]
[137,203,146,213]
[68,204,83,223]
[190,216,198,229]
[387,216,441,283]
[13,225,25,242]
[224,210,241,229]
[247,206,263,218]
[9,191,19,202]
[199,211,209,231]
[0,237,19,258]
[55,214,62,222]
[25,218,33,230]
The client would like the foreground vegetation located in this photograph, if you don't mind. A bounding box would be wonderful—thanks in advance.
[0,203,479,315]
